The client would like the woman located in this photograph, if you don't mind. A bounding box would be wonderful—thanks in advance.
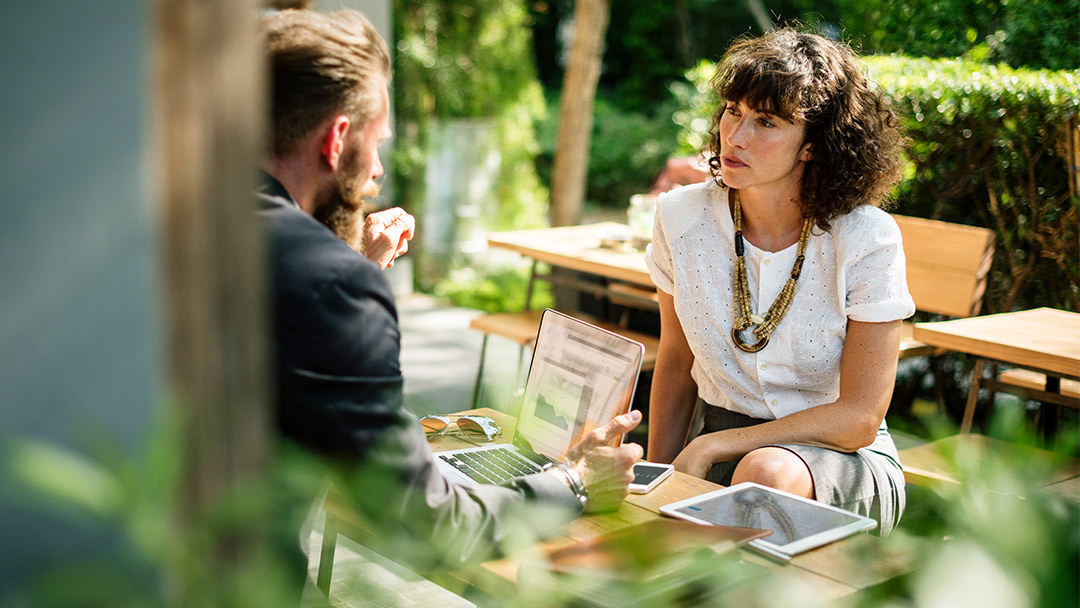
[645,28,913,534]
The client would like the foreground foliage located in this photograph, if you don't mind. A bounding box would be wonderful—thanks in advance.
[6,406,1077,606]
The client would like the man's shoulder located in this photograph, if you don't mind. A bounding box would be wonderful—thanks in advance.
[258,193,390,304]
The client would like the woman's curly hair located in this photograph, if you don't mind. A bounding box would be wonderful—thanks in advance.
[706,27,905,230]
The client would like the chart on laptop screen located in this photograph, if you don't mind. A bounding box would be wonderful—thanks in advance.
[516,311,642,459]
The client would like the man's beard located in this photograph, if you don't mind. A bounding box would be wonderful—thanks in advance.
[312,153,381,253]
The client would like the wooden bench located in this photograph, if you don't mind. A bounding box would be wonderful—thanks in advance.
[997,368,1080,400]
[898,433,1079,497]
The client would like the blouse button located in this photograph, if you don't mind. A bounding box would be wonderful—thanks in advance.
[760,363,768,370]
[770,399,778,406]
[763,259,771,266]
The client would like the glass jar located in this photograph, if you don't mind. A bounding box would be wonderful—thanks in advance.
[627,194,657,247]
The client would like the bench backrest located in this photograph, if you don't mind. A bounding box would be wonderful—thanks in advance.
[892,214,995,318]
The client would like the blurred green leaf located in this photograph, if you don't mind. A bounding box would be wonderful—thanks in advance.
[8,439,122,518]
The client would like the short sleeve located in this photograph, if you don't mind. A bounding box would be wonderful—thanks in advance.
[840,209,916,322]
[645,197,675,294]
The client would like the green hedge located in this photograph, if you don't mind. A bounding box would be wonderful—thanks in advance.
[672,56,1080,313]
[832,0,1080,71]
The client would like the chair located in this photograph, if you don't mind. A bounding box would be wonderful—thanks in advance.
[892,216,1078,494]
[892,214,995,361]
[889,214,996,432]
[895,218,1077,426]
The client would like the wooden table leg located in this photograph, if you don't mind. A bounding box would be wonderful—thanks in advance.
[1039,375,1062,443]
[471,334,490,409]
[960,359,986,433]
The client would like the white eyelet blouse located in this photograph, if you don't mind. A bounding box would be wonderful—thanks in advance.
[645,181,915,420]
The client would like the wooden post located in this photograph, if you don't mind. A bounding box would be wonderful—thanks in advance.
[154,0,269,591]
[1067,117,1079,198]
[743,0,774,33]
[549,0,611,227]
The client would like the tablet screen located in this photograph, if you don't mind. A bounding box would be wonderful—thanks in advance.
[661,482,876,555]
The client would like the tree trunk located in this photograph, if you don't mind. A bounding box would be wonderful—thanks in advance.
[743,0,773,33]
[155,0,269,595]
[550,0,611,227]
[673,0,695,66]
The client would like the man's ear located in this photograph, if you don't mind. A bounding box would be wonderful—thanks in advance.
[320,115,352,171]
[799,142,813,162]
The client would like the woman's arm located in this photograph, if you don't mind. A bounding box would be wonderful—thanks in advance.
[673,319,901,477]
[647,288,700,463]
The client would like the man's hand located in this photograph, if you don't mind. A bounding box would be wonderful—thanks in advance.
[361,207,415,269]
[563,410,644,513]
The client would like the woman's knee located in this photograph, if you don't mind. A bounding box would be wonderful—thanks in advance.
[731,447,814,498]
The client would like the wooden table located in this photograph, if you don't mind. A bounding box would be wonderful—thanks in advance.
[488,223,661,316]
[488,222,652,287]
[432,408,916,603]
[320,407,917,601]
[912,307,1080,433]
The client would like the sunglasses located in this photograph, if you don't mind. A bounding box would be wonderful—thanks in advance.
[419,414,502,442]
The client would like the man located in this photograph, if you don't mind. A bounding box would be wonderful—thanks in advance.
[255,9,644,570]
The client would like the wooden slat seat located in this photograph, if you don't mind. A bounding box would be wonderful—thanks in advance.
[899,434,1080,499]
[469,311,547,347]
[998,368,1080,401]
[898,320,938,360]
[606,282,659,310]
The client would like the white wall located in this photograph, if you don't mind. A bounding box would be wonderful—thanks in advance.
[0,1,158,596]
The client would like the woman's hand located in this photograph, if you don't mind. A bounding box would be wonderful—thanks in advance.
[672,436,716,479]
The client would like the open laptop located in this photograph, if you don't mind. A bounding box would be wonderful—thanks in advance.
[435,308,645,487]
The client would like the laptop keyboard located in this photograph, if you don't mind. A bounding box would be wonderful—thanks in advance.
[439,447,548,485]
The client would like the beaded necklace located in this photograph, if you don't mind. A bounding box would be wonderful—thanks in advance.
[731,190,813,353]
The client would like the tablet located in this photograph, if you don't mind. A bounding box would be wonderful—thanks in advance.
[660,482,877,556]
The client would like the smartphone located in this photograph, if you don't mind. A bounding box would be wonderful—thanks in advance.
[629,462,675,494]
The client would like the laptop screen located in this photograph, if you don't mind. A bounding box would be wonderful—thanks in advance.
[514,309,645,459]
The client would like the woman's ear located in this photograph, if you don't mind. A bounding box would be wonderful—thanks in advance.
[799,142,813,162]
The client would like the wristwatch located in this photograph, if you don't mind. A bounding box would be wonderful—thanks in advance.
[542,461,588,508]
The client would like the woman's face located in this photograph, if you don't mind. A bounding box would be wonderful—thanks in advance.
[718,100,812,195]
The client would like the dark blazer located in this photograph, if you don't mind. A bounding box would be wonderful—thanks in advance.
[256,175,578,570]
